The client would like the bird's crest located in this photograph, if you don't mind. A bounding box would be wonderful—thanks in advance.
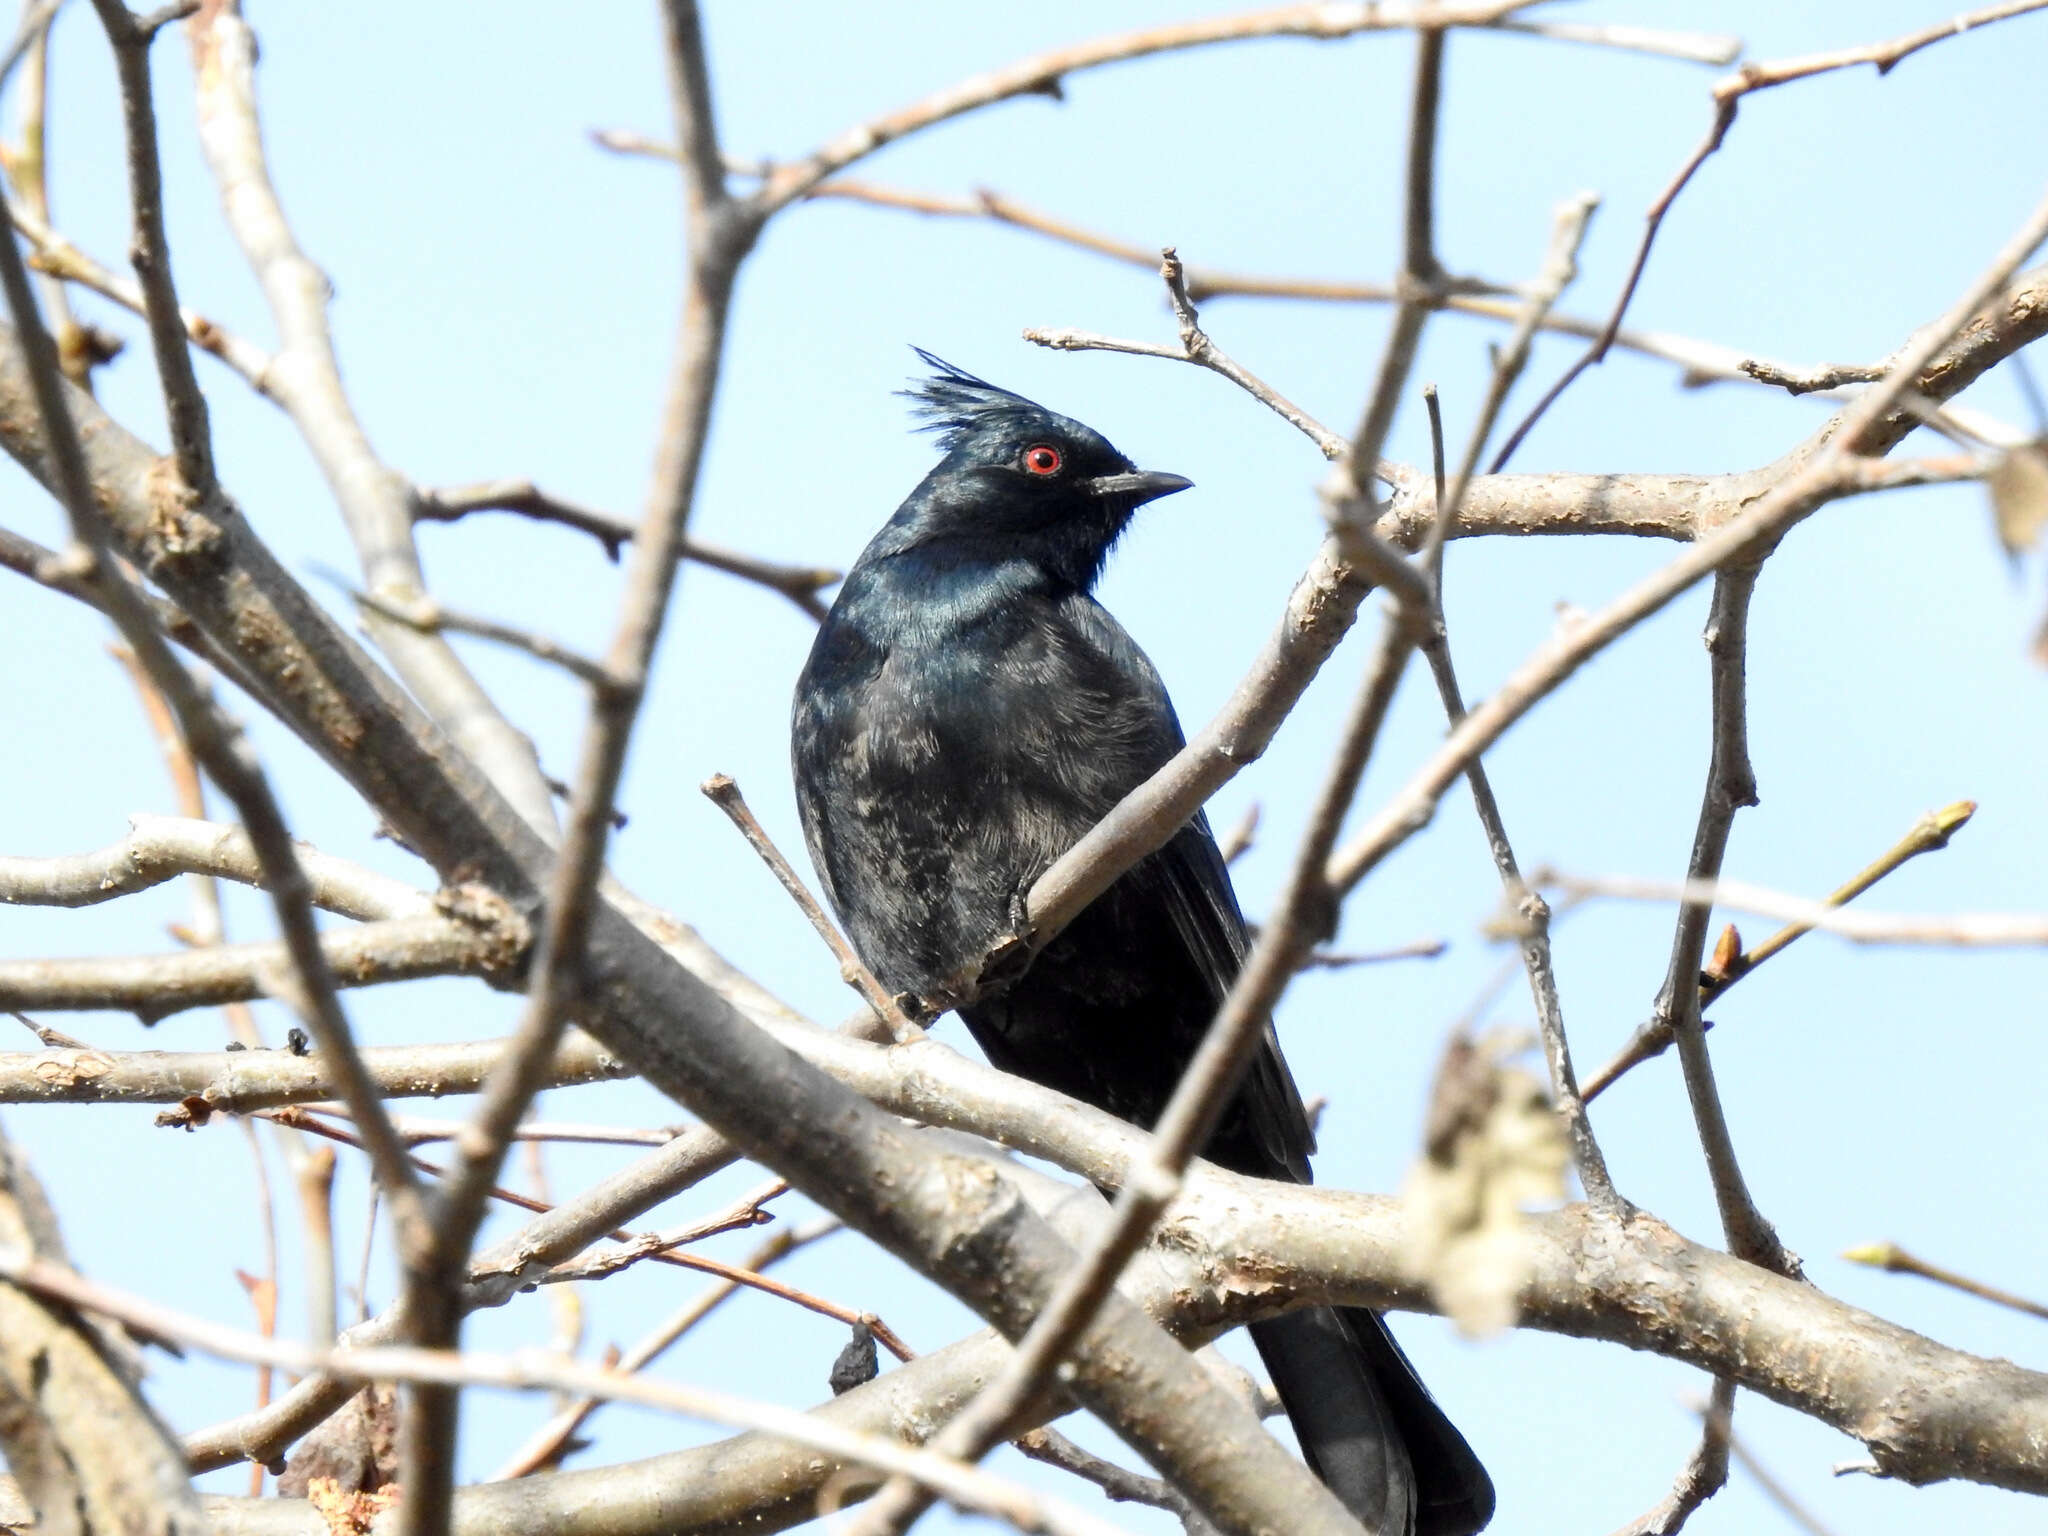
[900,348,1049,451]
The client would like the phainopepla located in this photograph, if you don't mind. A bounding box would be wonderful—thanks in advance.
[791,353,1493,1536]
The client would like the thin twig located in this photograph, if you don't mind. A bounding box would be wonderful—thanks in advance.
[1703,798,1979,985]
[0,0,61,102]
[1491,18,1738,64]
[413,477,841,617]
[1293,935,1446,968]
[1012,1428,1208,1527]
[345,581,615,689]
[1325,23,1452,558]
[1538,871,2047,948]
[6,8,101,392]
[0,1033,629,1112]
[1581,800,1979,1099]
[1654,562,1794,1274]
[1492,0,2048,468]
[1842,1242,2048,1323]
[1694,1393,1845,1536]
[376,1114,682,1150]
[491,1217,837,1480]
[752,2,1583,216]
[189,0,557,830]
[87,0,214,493]
[702,774,925,1042]
[263,1107,906,1351]
[1608,1378,1734,1536]
[1172,247,1344,458]
[1413,192,1617,1208]
[1727,0,2048,90]
[0,813,432,921]
[0,907,527,1020]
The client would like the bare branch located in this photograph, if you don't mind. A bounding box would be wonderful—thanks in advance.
[1493,0,2048,467]
[413,477,840,617]
[1415,194,1617,1208]
[1029,248,1348,460]
[749,1,1658,215]
[1725,0,2048,90]
[702,774,924,1042]
[491,1217,837,1480]
[1013,1428,1206,1527]
[1843,1242,2048,1323]
[181,1171,2048,1534]
[0,814,430,921]
[1653,563,1791,1275]
[0,901,528,1020]
[347,582,615,689]
[1541,870,2048,947]
[1582,800,1978,1100]
[1738,357,1888,395]
[0,1032,629,1111]
[188,1,557,830]
[1490,18,1739,65]
[378,1114,680,1149]
[1607,1378,1733,1536]
[87,0,214,493]
[10,197,277,392]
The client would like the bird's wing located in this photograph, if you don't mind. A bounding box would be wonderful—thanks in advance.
[1150,818,1318,1180]
[1064,595,1319,1180]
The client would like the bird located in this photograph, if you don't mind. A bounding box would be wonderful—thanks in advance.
[791,351,1494,1536]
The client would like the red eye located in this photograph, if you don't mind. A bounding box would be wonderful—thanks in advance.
[1022,444,1062,476]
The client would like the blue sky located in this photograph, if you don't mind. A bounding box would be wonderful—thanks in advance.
[2,4,2044,1533]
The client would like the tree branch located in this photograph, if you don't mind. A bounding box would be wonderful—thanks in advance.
[1492,0,2048,467]
[0,901,528,1020]
[187,1,557,831]
[1581,799,1979,1099]
[0,1032,629,1111]
[0,814,430,922]
[88,0,214,495]
[412,477,839,616]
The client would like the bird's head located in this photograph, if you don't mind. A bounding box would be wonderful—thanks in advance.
[885,349,1191,590]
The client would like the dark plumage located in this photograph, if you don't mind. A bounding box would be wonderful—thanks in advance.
[791,353,1493,1535]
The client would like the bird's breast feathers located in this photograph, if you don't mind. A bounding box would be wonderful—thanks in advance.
[794,565,1183,996]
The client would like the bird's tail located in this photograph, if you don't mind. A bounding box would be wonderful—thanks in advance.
[1250,1306,1494,1536]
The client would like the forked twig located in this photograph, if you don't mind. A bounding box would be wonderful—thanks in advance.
[702,774,927,1042]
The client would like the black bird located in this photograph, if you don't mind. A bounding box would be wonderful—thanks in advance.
[791,353,1493,1536]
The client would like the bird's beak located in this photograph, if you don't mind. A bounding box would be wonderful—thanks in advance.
[1085,469,1193,505]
